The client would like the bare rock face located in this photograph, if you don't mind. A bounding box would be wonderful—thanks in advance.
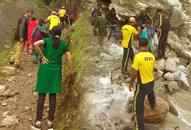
[168,31,191,62]
[144,97,169,123]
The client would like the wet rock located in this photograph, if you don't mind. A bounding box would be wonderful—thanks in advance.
[126,97,134,113]
[0,66,16,76]
[177,71,189,90]
[0,115,19,127]
[155,59,165,70]
[169,102,178,117]
[165,57,179,72]
[144,97,169,123]
[0,85,6,95]
[165,81,179,94]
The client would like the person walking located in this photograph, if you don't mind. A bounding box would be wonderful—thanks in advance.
[10,9,33,68]
[153,9,163,39]
[32,18,48,64]
[129,38,156,130]
[26,16,38,54]
[59,6,66,29]
[121,17,139,74]
[45,11,61,31]
[94,10,108,56]
[158,16,170,59]
[31,26,72,130]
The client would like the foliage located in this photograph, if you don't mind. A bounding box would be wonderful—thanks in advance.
[55,12,91,130]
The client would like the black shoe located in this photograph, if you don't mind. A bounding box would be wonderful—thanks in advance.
[48,124,54,130]
[31,122,41,130]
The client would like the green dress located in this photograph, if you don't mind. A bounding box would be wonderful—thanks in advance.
[36,37,69,93]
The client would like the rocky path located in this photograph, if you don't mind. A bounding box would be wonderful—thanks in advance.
[0,54,47,130]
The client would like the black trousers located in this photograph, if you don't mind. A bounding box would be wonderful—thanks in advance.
[158,32,168,58]
[36,93,56,121]
[122,46,134,72]
[134,81,156,130]
[60,17,65,29]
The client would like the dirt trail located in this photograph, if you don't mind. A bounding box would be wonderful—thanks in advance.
[0,54,48,130]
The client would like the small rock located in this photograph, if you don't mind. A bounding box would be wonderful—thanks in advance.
[1,89,19,98]
[178,72,189,90]
[1,101,8,106]
[2,111,11,118]
[0,85,6,95]
[0,66,16,76]
[169,102,179,117]
[27,73,32,77]
[0,115,19,127]
[167,81,179,94]
[7,77,15,83]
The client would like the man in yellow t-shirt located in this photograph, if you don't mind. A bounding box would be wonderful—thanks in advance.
[45,11,61,31]
[59,6,66,29]
[121,17,138,73]
[129,38,156,130]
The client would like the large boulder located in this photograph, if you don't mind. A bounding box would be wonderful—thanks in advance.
[165,57,179,72]
[170,6,187,28]
[144,97,169,123]
[155,59,165,70]
[127,97,169,123]
[168,31,191,62]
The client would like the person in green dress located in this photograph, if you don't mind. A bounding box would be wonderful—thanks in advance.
[31,25,72,130]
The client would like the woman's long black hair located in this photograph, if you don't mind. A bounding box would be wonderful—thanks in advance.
[51,25,62,49]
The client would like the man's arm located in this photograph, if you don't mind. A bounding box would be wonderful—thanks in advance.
[129,67,138,91]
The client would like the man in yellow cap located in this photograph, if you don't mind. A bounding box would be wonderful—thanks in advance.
[59,6,66,29]
[45,11,61,31]
[121,17,139,74]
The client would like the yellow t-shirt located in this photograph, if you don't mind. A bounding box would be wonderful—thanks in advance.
[132,52,155,84]
[47,15,61,30]
[59,9,66,17]
[121,25,138,48]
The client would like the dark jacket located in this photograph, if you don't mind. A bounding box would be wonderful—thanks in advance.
[15,15,29,41]
[95,16,108,37]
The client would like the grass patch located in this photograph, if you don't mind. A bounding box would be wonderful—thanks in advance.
[55,12,91,130]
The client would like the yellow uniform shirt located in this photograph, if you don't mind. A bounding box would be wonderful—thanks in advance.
[59,9,66,17]
[121,25,138,48]
[47,15,61,30]
[132,52,155,84]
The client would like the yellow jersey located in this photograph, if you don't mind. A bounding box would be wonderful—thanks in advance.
[132,52,155,84]
[59,9,66,17]
[121,25,138,48]
[47,15,61,30]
